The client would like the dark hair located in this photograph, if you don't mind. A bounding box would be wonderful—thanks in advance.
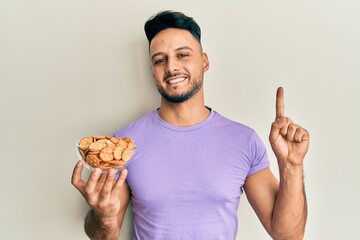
[144,10,201,45]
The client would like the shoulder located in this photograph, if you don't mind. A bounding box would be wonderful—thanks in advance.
[211,110,257,139]
[211,110,268,156]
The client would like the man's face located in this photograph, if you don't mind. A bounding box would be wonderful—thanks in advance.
[149,28,209,103]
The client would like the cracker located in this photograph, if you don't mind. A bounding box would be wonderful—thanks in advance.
[85,154,100,167]
[79,137,94,150]
[99,147,114,161]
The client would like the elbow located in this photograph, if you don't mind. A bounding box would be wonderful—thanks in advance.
[270,231,305,240]
[269,218,307,240]
[269,225,306,240]
[269,207,307,239]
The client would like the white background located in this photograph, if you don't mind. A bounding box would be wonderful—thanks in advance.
[1,0,359,239]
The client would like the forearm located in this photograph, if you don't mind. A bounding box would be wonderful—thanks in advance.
[84,209,120,240]
[271,164,307,239]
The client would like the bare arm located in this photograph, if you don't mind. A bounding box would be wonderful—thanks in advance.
[72,161,131,240]
[245,87,309,240]
[272,164,307,239]
[244,167,307,240]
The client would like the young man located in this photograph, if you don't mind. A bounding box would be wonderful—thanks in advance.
[72,10,309,240]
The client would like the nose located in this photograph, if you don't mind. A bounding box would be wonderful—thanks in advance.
[165,58,180,73]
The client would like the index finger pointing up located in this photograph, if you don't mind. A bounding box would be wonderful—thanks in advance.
[276,87,285,119]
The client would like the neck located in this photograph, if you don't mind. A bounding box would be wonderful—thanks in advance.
[158,91,210,126]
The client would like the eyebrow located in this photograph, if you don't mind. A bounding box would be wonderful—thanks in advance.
[151,46,194,60]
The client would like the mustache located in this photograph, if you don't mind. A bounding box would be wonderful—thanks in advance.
[164,72,187,81]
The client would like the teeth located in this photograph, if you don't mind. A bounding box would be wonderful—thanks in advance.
[168,77,185,84]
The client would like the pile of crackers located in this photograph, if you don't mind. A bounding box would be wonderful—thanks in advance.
[78,136,135,170]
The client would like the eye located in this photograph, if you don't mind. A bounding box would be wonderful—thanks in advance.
[178,53,189,58]
[154,58,167,65]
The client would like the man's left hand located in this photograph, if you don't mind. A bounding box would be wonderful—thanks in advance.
[269,87,310,166]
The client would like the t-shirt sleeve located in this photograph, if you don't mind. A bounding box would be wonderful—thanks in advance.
[247,131,270,176]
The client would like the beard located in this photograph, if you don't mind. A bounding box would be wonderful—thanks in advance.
[156,77,203,104]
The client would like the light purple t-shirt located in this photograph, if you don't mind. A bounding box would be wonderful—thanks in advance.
[114,108,270,240]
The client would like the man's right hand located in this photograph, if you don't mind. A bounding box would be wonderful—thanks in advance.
[71,160,129,239]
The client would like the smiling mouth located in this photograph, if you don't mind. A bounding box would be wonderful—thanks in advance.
[166,76,186,84]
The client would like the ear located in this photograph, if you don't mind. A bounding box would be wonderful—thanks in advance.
[202,52,210,72]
